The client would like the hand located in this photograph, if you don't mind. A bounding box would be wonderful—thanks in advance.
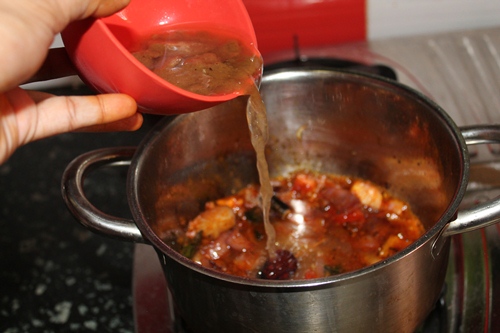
[0,0,143,164]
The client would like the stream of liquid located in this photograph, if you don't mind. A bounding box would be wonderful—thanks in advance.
[245,85,276,255]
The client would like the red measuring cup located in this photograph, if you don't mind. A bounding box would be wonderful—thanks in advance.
[61,0,259,114]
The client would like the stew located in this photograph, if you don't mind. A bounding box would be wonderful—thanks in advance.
[160,170,425,280]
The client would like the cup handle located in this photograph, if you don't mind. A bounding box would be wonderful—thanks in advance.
[61,147,147,243]
[442,125,500,237]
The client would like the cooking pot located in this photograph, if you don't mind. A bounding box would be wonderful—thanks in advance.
[62,69,500,332]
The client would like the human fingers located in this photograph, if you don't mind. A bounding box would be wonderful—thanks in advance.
[28,90,144,133]
[85,0,132,18]
[45,0,131,27]
[10,89,140,144]
[75,113,143,133]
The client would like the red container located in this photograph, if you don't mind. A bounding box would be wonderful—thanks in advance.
[61,0,259,114]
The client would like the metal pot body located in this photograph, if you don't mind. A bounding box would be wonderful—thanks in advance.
[127,69,466,333]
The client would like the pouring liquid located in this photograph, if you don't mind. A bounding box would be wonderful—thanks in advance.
[245,85,276,255]
[131,27,276,256]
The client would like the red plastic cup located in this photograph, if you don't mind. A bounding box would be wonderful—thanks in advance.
[61,0,259,114]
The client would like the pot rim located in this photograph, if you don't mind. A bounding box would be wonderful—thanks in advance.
[128,68,469,288]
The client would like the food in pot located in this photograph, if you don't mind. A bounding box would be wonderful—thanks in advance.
[130,28,262,96]
[159,170,425,280]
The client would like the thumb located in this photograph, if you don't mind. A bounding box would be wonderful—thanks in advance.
[0,0,131,92]
[65,0,131,21]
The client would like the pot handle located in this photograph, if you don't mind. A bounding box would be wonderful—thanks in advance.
[442,125,500,237]
[61,147,147,243]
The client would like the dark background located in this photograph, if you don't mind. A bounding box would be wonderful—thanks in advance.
[0,85,164,332]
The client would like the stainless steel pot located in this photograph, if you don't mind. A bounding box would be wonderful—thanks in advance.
[62,69,500,333]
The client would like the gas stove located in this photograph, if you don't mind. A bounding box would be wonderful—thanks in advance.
[133,27,500,333]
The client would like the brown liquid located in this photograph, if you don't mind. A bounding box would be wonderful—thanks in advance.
[245,85,276,255]
[130,28,262,96]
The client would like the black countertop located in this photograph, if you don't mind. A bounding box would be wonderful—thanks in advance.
[0,85,164,332]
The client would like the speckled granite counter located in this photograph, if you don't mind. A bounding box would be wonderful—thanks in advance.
[0,85,163,332]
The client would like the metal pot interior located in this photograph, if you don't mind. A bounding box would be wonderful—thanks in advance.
[130,68,467,279]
